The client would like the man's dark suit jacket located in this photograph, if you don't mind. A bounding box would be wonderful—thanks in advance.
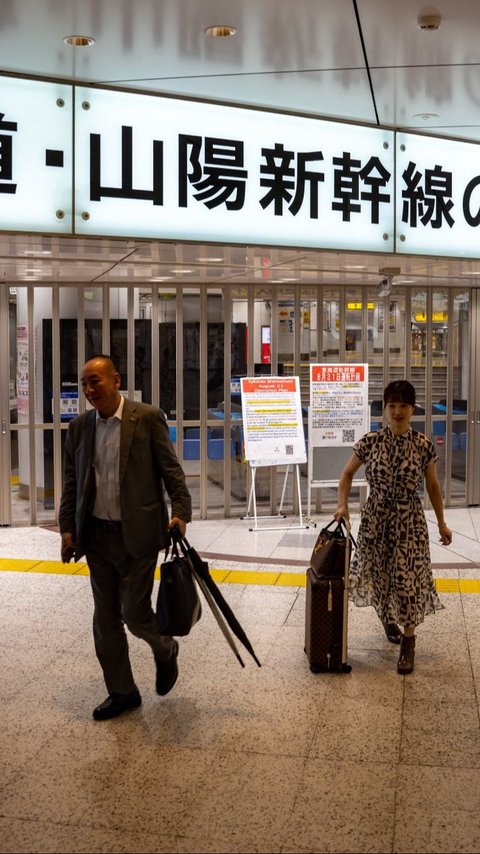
[59,398,192,561]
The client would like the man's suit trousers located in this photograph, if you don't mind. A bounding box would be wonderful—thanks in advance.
[85,517,174,695]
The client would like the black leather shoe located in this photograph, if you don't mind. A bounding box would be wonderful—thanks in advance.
[92,688,142,721]
[155,640,179,696]
[383,620,402,644]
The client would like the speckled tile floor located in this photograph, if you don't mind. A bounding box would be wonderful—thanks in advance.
[0,510,480,853]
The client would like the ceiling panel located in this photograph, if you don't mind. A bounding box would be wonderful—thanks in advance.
[1,231,479,287]
[372,65,480,139]
[0,0,364,83]
[143,68,376,124]
[358,0,480,68]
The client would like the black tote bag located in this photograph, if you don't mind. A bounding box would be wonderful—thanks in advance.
[156,540,202,636]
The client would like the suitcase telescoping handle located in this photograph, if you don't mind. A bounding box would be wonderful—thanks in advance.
[340,516,353,673]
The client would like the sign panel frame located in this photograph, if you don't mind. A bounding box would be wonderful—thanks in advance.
[4,72,480,262]
[396,131,480,259]
[74,85,395,251]
[0,76,73,233]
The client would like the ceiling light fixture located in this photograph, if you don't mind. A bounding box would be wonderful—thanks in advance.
[417,14,442,31]
[205,25,237,38]
[63,35,95,47]
[412,112,440,121]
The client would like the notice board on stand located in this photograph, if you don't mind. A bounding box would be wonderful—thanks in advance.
[240,375,307,467]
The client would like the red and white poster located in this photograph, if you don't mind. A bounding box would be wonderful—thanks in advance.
[309,364,369,447]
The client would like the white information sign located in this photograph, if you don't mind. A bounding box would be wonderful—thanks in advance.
[396,131,480,259]
[0,76,72,232]
[241,376,306,466]
[5,72,480,261]
[309,363,369,447]
[74,85,394,251]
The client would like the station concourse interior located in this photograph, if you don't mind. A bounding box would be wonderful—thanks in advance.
[1,506,480,854]
[2,1,480,853]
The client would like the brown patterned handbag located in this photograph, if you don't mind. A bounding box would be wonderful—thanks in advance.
[310,518,355,578]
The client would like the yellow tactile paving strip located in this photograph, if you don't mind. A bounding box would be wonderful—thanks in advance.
[0,557,479,593]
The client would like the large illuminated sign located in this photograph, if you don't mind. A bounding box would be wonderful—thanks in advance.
[74,86,395,251]
[396,132,480,259]
[4,73,480,261]
[0,77,72,232]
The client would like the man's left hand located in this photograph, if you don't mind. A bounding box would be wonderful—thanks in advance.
[168,516,187,537]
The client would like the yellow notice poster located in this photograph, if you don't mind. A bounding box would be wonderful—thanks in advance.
[240,376,307,467]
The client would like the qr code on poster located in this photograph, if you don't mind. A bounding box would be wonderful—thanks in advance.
[342,429,355,443]
[285,444,294,455]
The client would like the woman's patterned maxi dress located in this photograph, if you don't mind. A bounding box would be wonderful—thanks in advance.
[349,426,444,628]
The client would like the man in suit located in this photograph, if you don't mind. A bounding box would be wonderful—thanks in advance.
[59,355,192,721]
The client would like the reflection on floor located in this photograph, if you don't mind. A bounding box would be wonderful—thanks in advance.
[1,508,480,853]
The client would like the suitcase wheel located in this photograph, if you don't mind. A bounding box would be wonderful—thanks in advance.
[340,663,352,673]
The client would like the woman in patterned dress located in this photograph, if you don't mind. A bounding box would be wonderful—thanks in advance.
[334,380,452,674]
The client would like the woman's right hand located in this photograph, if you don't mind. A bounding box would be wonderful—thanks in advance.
[334,505,349,522]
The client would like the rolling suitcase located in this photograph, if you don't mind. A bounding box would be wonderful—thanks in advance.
[304,517,353,673]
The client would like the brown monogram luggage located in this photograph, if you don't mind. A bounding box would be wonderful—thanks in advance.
[304,517,353,673]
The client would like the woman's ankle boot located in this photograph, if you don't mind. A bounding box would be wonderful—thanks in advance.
[397,635,415,674]
[382,620,402,644]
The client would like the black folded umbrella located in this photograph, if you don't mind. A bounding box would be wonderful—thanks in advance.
[190,567,245,668]
[171,527,262,667]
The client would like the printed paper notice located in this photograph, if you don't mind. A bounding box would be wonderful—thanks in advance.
[309,364,369,446]
[240,376,307,466]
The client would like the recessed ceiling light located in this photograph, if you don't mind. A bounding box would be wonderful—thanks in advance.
[195,256,224,262]
[205,25,237,38]
[169,268,194,274]
[151,276,173,282]
[63,35,95,47]
[343,264,366,269]
[412,113,439,121]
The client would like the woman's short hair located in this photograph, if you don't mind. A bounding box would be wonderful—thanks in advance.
[383,380,416,408]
